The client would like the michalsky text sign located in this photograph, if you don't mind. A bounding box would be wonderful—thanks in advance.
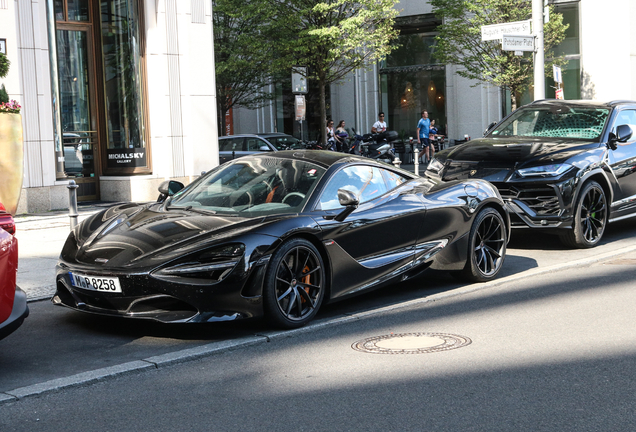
[107,148,147,168]
[502,35,535,52]
[481,20,532,41]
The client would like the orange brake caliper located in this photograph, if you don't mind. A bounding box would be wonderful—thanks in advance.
[300,266,311,302]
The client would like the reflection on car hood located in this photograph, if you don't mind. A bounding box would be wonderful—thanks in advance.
[64,203,274,268]
[440,137,600,166]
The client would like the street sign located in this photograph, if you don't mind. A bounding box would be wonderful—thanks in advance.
[481,20,532,41]
[553,65,562,83]
[555,88,564,100]
[292,67,308,94]
[502,35,535,52]
[295,95,306,121]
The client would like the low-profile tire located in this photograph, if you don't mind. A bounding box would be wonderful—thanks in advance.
[458,207,507,282]
[560,180,608,249]
[263,238,326,329]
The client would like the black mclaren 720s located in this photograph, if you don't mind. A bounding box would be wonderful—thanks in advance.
[53,151,509,328]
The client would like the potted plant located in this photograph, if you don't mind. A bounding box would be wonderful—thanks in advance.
[0,52,24,215]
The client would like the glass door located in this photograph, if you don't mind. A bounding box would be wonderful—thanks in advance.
[56,25,99,200]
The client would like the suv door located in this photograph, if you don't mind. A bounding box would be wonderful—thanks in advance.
[608,108,636,213]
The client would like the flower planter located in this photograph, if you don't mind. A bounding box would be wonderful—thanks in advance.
[0,113,24,215]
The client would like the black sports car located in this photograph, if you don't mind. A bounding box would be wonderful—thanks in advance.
[53,151,509,328]
[426,100,636,248]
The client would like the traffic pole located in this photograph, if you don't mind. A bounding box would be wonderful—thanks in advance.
[533,0,545,100]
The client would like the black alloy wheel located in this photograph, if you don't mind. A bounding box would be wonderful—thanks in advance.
[263,238,326,329]
[459,207,507,282]
[560,180,607,248]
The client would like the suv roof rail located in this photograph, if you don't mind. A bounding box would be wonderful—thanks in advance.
[608,100,636,106]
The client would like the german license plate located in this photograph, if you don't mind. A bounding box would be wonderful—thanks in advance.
[69,272,122,293]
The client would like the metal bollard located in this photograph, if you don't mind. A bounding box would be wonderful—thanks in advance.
[392,157,402,169]
[413,147,420,176]
[67,180,79,230]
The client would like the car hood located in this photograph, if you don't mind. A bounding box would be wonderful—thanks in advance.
[439,137,601,166]
[62,203,281,268]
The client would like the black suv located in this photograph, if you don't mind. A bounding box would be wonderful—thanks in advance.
[425,100,636,248]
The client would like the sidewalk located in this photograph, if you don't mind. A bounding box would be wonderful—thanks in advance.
[14,203,113,301]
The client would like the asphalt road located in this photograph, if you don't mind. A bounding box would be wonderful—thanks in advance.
[2,248,636,431]
[4,220,636,394]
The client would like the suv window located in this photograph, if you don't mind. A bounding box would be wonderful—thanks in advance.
[219,137,244,152]
[318,166,388,211]
[491,106,610,140]
[246,138,267,151]
[613,110,636,142]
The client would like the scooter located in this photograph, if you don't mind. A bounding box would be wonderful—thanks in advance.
[360,130,399,163]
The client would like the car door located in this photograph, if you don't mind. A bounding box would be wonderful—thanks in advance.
[311,165,425,298]
[219,137,246,163]
[608,108,636,213]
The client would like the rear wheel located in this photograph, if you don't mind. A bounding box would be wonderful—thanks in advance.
[560,180,607,248]
[458,207,507,282]
[263,238,325,329]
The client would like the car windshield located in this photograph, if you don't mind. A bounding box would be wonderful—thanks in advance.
[490,105,610,140]
[169,158,326,216]
[265,136,302,150]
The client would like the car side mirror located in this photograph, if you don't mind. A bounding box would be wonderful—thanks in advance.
[259,146,270,152]
[334,189,359,222]
[608,124,633,150]
[157,180,185,202]
[484,121,497,136]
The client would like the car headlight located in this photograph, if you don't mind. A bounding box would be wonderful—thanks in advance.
[516,163,573,177]
[152,244,245,284]
[427,158,444,172]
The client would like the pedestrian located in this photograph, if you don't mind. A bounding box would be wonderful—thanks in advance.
[326,120,338,151]
[335,120,348,152]
[417,110,432,164]
[371,112,387,134]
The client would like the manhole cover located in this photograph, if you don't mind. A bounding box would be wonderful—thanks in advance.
[352,332,471,354]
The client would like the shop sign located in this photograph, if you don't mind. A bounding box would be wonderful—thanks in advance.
[107,148,147,168]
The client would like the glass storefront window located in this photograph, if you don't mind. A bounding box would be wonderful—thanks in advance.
[100,0,148,169]
[54,0,65,20]
[56,29,96,180]
[68,0,90,21]
[380,31,446,138]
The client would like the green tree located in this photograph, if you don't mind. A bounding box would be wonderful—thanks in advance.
[270,0,400,143]
[0,84,8,104]
[430,0,568,110]
[213,0,276,135]
[0,52,10,79]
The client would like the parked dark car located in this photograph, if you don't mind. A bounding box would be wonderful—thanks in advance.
[218,133,303,163]
[0,202,29,341]
[53,151,509,329]
[426,99,636,248]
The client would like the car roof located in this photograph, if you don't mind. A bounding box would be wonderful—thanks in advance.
[528,99,636,108]
[256,133,296,138]
[218,134,264,140]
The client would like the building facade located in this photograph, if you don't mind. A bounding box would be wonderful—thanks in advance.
[233,0,636,146]
[0,0,219,213]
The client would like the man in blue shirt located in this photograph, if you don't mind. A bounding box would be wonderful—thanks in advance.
[417,110,432,164]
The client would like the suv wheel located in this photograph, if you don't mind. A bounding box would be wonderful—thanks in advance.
[560,180,608,248]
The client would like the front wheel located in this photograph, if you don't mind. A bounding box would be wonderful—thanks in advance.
[560,180,608,248]
[263,238,326,329]
[458,207,507,282]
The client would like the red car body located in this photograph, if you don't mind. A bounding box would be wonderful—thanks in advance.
[0,202,28,340]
